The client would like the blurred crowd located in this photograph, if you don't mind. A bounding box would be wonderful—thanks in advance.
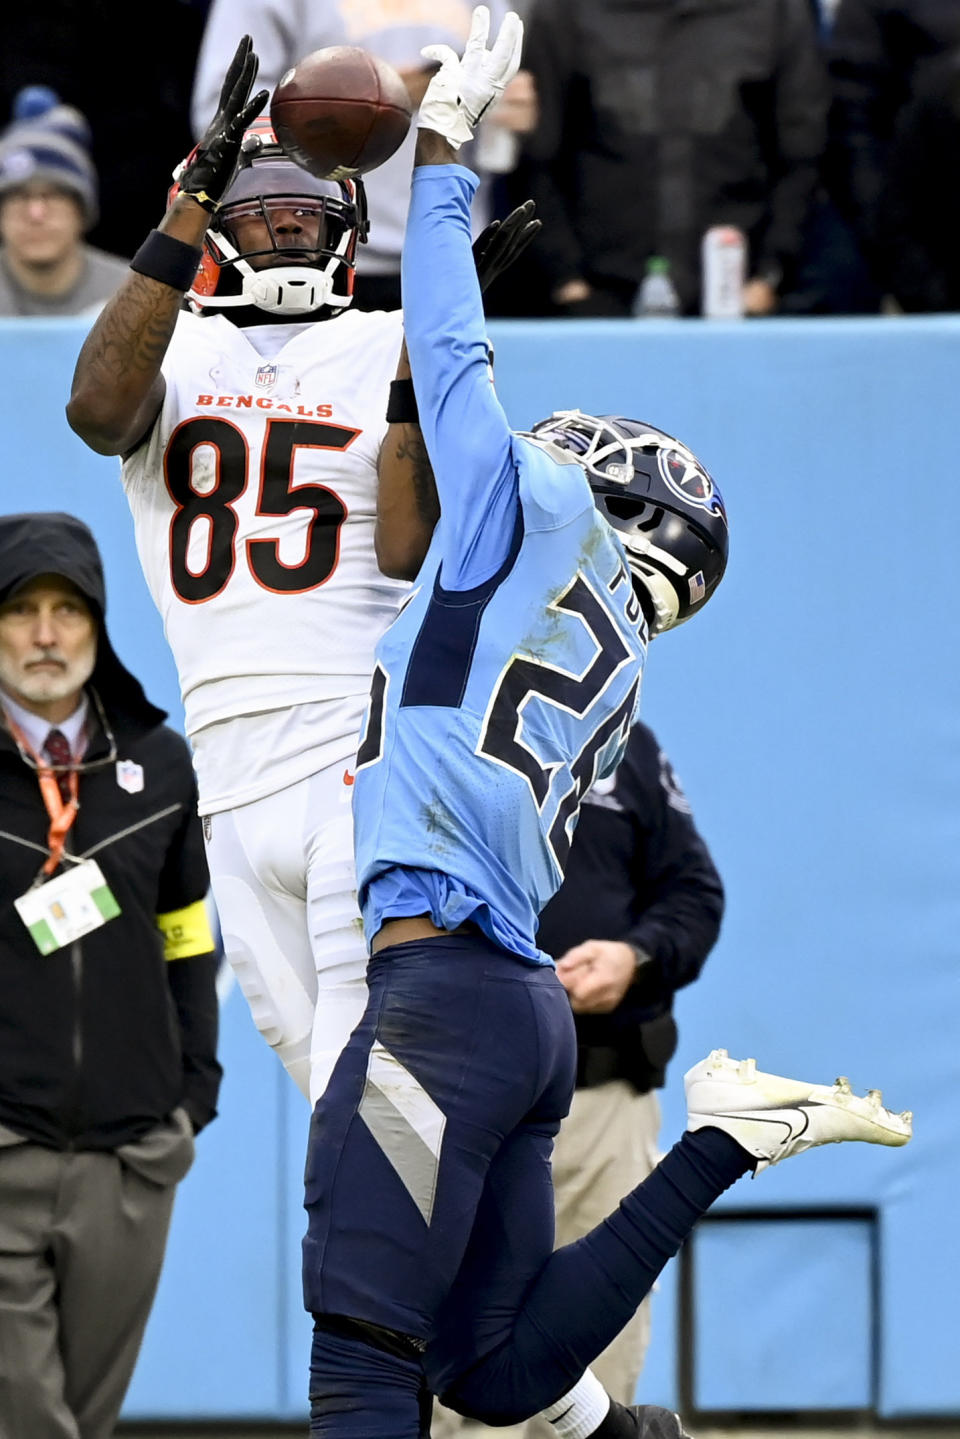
[2,0,960,319]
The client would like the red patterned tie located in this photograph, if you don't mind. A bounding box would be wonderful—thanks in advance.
[43,729,74,805]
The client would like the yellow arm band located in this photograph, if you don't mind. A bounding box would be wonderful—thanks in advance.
[157,900,215,961]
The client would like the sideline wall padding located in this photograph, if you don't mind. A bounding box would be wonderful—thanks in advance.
[0,316,955,1419]
[686,1214,876,1413]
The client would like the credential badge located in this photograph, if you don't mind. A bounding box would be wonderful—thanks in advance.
[116,759,144,794]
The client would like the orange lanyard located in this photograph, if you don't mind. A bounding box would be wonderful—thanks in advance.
[6,720,81,876]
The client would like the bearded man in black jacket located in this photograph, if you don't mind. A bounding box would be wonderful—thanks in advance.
[0,511,221,1439]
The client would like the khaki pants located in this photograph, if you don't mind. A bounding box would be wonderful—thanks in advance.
[433,1082,661,1438]
[0,1113,195,1439]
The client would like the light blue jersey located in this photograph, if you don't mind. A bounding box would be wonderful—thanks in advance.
[354,167,647,962]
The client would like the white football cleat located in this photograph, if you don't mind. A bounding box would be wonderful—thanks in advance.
[685,1049,913,1172]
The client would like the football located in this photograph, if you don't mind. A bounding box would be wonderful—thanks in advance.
[271,47,413,181]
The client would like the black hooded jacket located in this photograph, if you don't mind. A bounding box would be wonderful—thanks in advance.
[0,513,221,1149]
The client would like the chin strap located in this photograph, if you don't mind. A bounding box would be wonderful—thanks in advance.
[188,228,354,315]
[624,553,682,634]
[246,263,344,314]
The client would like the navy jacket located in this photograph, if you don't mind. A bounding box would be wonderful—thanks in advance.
[537,720,724,1093]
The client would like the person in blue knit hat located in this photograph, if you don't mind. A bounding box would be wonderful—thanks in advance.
[0,87,128,316]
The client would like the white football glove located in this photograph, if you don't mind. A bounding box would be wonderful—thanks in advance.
[419,6,524,150]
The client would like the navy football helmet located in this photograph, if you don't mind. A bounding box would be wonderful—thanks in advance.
[526,411,728,634]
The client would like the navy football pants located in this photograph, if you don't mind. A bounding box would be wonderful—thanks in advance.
[303,936,749,1436]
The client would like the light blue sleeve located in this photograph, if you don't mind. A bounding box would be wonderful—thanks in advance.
[401,165,519,591]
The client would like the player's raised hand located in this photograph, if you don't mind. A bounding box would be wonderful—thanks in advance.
[419,6,524,150]
[175,36,269,211]
[473,200,541,292]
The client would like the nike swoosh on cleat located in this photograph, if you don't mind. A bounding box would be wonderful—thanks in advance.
[696,1108,812,1141]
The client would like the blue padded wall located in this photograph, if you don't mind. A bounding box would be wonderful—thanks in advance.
[689,1217,875,1411]
[0,315,955,1420]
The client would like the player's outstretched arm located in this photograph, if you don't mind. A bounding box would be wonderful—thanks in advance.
[376,338,440,581]
[375,202,539,581]
[395,9,528,590]
[67,193,213,457]
[67,37,266,457]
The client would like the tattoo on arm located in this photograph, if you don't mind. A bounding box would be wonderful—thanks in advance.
[395,426,439,525]
[69,196,211,453]
[80,273,181,385]
[68,271,181,450]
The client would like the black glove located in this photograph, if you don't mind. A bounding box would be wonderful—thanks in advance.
[177,36,268,212]
[473,200,541,293]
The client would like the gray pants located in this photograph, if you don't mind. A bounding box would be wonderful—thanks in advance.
[0,1113,195,1439]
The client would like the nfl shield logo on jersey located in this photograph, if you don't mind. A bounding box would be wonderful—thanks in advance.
[116,759,145,794]
[255,363,279,390]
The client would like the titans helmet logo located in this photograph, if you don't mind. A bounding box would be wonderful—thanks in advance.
[657,447,724,516]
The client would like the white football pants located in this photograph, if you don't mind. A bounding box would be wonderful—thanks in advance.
[202,764,368,1106]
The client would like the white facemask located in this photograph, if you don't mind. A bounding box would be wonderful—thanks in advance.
[189,230,354,316]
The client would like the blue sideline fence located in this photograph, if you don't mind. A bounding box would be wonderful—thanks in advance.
[0,314,956,1421]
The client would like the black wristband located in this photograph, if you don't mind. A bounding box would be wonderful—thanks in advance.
[386,378,419,424]
[130,229,204,292]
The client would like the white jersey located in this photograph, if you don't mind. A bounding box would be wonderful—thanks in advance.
[122,305,408,814]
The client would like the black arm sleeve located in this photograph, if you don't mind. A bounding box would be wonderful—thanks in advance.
[157,742,222,1133]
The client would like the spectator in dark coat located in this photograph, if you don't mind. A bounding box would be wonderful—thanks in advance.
[497,0,828,317]
[872,47,960,311]
[0,511,221,1439]
[827,0,960,269]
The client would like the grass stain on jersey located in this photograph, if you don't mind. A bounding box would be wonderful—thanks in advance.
[420,793,456,857]
[519,601,568,663]
[580,515,610,566]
